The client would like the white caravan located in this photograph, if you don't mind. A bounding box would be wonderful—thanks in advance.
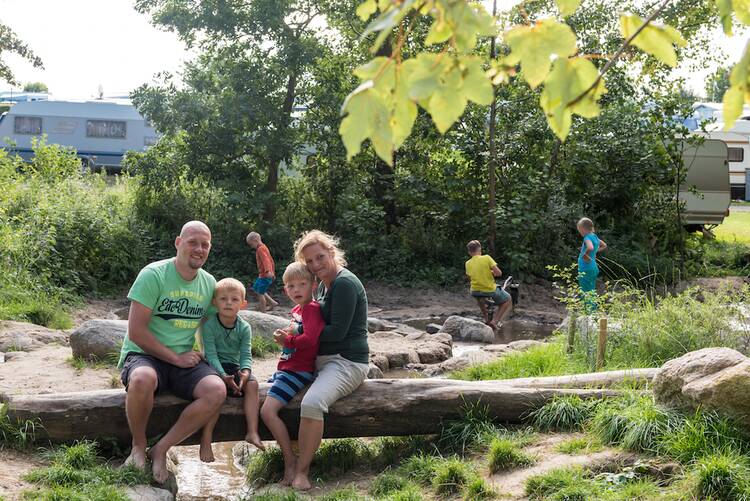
[0,100,159,170]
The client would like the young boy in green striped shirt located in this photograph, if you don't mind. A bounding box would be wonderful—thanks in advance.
[200,278,264,462]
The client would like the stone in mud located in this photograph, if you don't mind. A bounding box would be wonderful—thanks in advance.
[70,319,127,361]
[653,348,750,429]
[0,321,68,352]
[370,354,390,373]
[124,486,174,501]
[4,351,29,361]
[507,339,544,351]
[405,332,427,342]
[237,310,289,340]
[369,330,452,371]
[438,315,495,343]
[417,343,452,364]
[367,317,398,332]
[425,323,442,334]
[368,363,384,379]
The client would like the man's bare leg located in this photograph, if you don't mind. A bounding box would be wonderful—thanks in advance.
[148,375,226,483]
[199,410,220,463]
[292,417,324,491]
[123,367,158,470]
[243,380,265,450]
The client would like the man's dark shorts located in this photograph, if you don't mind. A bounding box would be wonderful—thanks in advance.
[120,353,219,401]
[220,362,257,398]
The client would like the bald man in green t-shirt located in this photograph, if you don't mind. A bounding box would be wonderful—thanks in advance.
[117,221,226,484]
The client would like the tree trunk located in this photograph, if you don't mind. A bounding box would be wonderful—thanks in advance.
[487,0,498,255]
[4,379,620,446]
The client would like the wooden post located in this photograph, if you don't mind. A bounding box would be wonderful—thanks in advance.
[567,311,577,354]
[596,317,608,370]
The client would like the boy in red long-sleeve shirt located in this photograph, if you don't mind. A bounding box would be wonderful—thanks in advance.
[260,262,323,485]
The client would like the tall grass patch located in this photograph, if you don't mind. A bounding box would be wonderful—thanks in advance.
[487,438,535,473]
[0,404,40,450]
[531,395,597,432]
[691,452,750,500]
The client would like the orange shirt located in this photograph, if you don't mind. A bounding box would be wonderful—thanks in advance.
[256,243,275,278]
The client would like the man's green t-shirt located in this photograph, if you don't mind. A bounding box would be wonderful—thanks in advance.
[117,258,217,368]
[201,314,253,376]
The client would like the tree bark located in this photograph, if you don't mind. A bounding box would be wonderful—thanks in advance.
[4,379,620,446]
[487,0,498,255]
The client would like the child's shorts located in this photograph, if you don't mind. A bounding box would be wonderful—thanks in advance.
[220,362,256,397]
[266,370,314,405]
[472,287,512,304]
[252,277,274,294]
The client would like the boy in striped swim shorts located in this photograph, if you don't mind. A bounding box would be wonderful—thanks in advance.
[260,262,323,486]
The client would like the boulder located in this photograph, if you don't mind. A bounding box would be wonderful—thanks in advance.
[238,310,290,339]
[370,354,390,373]
[70,320,127,361]
[369,330,452,372]
[368,363,384,379]
[425,323,442,334]
[367,317,398,333]
[653,348,750,428]
[0,321,68,351]
[439,315,495,343]
[4,351,29,361]
[124,486,174,501]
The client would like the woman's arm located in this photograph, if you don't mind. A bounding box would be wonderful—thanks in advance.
[319,279,358,343]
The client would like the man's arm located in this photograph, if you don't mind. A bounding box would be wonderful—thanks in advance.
[128,301,202,368]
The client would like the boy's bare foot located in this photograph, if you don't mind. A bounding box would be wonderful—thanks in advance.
[486,321,497,330]
[122,447,147,470]
[280,458,297,486]
[148,446,170,484]
[269,298,279,307]
[245,432,266,450]
[291,473,312,491]
[199,443,215,463]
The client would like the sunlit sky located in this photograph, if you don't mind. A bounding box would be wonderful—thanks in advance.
[0,0,747,100]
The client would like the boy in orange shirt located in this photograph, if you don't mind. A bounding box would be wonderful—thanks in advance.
[246,232,278,312]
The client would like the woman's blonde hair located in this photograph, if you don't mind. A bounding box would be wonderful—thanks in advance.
[294,230,347,267]
[577,217,594,231]
[282,261,315,284]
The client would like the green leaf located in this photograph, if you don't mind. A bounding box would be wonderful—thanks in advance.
[504,19,577,88]
[540,57,606,140]
[733,0,750,25]
[717,0,734,34]
[356,0,377,22]
[427,85,468,133]
[556,0,582,17]
[425,19,453,45]
[723,85,745,130]
[363,0,416,52]
[461,56,493,106]
[404,54,448,100]
[619,14,686,67]
[339,82,393,164]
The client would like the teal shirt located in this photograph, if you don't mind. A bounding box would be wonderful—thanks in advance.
[578,233,600,273]
[202,314,253,376]
[315,268,369,364]
[118,258,216,368]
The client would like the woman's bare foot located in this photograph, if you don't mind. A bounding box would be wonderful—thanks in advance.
[245,432,266,450]
[280,458,297,486]
[148,446,170,484]
[291,473,312,491]
[122,447,147,470]
[199,442,215,463]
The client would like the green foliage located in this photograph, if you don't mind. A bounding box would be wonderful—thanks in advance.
[248,492,303,501]
[591,393,677,453]
[23,81,48,92]
[246,446,285,485]
[0,404,40,450]
[252,335,281,359]
[372,435,437,467]
[399,454,443,486]
[487,438,534,473]
[436,400,498,455]
[531,395,597,432]
[319,487,366,501]
[464,477,497,500]
[692,453,750,501]
[663,411,750,464]
[369,471,410,496]
[451,339,587,380]
[525,467,592,500]
[431,457,476,496]
[555,436,604,455]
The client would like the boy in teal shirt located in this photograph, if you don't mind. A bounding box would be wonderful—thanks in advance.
[200,278,264,462]
[577,217,607,312]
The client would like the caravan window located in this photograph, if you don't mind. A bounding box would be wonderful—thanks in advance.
[14,116,42,135]
[86,120,126,139]
[728,147,744,162]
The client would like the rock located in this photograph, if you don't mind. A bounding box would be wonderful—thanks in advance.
[368,363,384,379]
[370,354,390,372]
[425,323,442,334]
[368,317,398,333]
[124,485,174,501]
[70,320,127,361]
[114,306,130,320]
[0,352,4,363]
[653,348,750,428]
[4,351,28,361]
[438,315,495,343]
[431,333,453,346]
[483,344,512,354]
[0,321,68,351]
[416,343,452,364]
[368,330,452,371]
[507,340,544,351]
[232,441,257,468]
[238,310,290,339]
[405,332,427,342]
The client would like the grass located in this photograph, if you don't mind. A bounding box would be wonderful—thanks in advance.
[436,400,499,455]
[715,211,750,244]
[248,492,304,501]
[252,335,281,358]
[371,435,437,466]
[431,457,477,495]
[555,435,604,455]
[66,353,119,371]
[400,453,443,486]
[530,395,597,432]
[525,467,592,500]
[319,487,366,500]
[662,410,750,463]
[451,339,588,381]
[463,476,497,499]
[487,438,535,473]
[0,403,40,450]
[692,452,750,500]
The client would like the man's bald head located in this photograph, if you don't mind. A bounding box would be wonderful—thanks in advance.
[180,220,211,239]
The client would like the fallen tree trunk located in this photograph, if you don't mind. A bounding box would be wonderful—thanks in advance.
[499,368,658,389]
[5,379,620,446]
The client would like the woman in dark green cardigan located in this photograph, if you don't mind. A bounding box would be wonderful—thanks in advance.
[290,230,369,490]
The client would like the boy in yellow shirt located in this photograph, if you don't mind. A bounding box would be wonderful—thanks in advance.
[465,240,512,330]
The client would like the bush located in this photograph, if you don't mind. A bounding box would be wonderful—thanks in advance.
[487,438,535,473]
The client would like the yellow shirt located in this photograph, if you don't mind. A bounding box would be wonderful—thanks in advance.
[465,255,498,293]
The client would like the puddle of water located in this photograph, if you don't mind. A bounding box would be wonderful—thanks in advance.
[382,368,427,379]
[401,316,449,331]
[494,319,558,344]
[171,441,248,500]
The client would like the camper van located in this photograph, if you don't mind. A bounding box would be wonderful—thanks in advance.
[679,138,731,229]
[0,100,159,171]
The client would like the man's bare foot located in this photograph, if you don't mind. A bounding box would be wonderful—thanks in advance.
[122,447,147,470]
[280,458,297,486]
[244,432,266,450]
[291,473,312,491]
[199,442,215,463]
[148,446,170,484]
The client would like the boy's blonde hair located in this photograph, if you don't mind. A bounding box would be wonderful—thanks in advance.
[246,231,261,244]
[214,277,246,299]
[467,240,482,253]
[283,261,315,284]
[294,230,347,267]
[577,218,595,231]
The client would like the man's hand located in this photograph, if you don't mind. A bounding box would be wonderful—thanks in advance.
[222,374,242,396]
[273,329,290,346]
[174,351,203,368]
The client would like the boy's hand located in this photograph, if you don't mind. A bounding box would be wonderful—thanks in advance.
[273,329,289,346]
[221,374,241,395]
[583,254,591,263]
[237,370,250,392]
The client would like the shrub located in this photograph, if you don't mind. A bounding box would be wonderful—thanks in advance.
[487,438,535,473]
[531,395,597,432]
